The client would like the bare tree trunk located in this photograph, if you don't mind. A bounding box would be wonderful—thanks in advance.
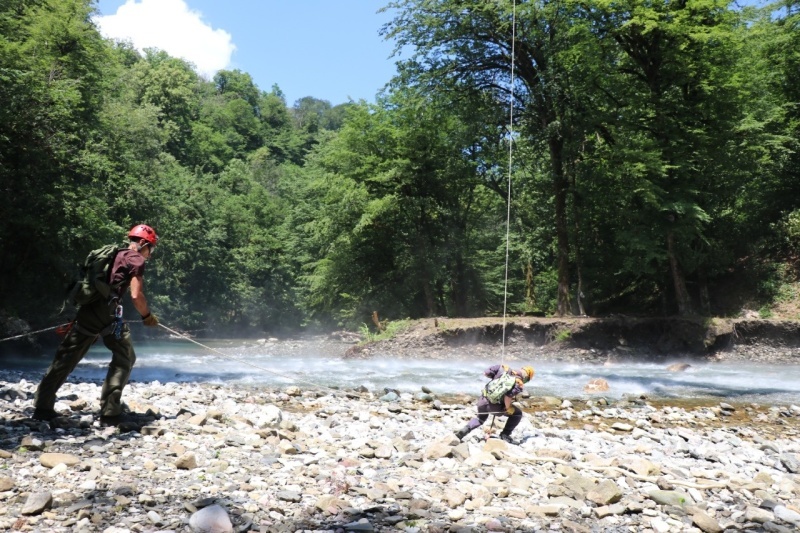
[570,155,586,317]
[452,255,468,316]
[415,232,437,317]
[574,235,585,316]
[667,230,692,315]
[525,260,536,311]
[423,279,437,317]
[551,138,571,316]
[698,266,710,315]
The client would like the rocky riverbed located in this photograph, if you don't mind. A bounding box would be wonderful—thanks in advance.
[1,361,800,533]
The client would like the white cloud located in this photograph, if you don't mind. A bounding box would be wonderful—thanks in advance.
[94,0,235,78]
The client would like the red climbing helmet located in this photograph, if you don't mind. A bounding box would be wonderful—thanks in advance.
[128,224,159,247]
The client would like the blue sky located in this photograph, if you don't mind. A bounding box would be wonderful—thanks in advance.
[94,0,402,106]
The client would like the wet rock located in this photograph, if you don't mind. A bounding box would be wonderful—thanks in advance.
[666,363,691,372]
[20,435,44,451]
[21,492,52,515]
[343,519,374,531]
[595,503,626,518]
[423,440,453,460]
[692,510,723,532]
[176,451,198,469]
[586,480,623,505]
[380,391,399,402]
[584,378,609,393]
[626,457,659,477]
[40,452,80,468]
[745,505,775,523]
[648,490,694,507]
[773,504,800,526]
[277,490,301,503]
[189,504,233,532]
[611,422,633,431]
[779,453,800,473]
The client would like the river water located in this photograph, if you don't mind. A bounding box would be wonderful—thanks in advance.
[6,338,800,405]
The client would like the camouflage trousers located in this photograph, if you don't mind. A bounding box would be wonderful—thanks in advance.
[466,396,523,434]
[34,298,136,418]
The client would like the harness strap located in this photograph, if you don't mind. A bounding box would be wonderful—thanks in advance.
[73,320,117,339]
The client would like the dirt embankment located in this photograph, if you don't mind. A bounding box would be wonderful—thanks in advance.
[349,316,800,364]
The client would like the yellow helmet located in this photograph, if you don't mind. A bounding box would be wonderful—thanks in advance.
[521,366,535,382]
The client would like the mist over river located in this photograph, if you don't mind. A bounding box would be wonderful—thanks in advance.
[5,337,800,405]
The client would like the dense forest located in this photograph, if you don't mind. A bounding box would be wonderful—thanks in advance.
[1,0,798,338]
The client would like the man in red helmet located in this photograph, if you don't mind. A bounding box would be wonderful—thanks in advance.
[32,224,160,427]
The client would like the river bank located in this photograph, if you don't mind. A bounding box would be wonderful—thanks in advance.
[5,315,800,365]
[1,366,800,532]
[349,316,800,366]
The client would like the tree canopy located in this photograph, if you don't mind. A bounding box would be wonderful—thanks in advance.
[1,0,798,338]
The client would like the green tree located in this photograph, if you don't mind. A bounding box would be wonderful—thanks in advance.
[214,69,260,113]
[286,86,511,325]
[131,49,201,164]
[586,0,746,315]
[0,0,112,320]
[384,0,601,316]
[736,1,800,243]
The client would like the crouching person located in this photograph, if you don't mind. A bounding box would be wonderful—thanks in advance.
[455,364,534,444]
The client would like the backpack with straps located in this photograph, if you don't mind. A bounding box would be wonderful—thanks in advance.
[483,371,517,403]
[67,244,121,306]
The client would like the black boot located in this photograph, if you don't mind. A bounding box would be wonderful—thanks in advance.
[498,432,516,444]
[32,408,60,421]
[455,426,471,441]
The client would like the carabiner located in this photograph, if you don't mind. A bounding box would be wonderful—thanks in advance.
[113,304,124,339]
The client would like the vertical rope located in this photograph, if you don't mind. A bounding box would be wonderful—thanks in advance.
[501,0,517,364]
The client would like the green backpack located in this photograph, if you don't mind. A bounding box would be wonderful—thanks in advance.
[483,371,517,403]
[68,244,121,306]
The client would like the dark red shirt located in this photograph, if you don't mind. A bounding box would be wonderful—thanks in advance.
[109,248,146,297]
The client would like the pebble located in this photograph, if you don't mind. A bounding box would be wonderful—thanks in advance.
[0,369,799,532]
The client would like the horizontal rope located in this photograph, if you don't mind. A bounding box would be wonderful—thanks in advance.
[0,323,69,343]
[157,322,361,399]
